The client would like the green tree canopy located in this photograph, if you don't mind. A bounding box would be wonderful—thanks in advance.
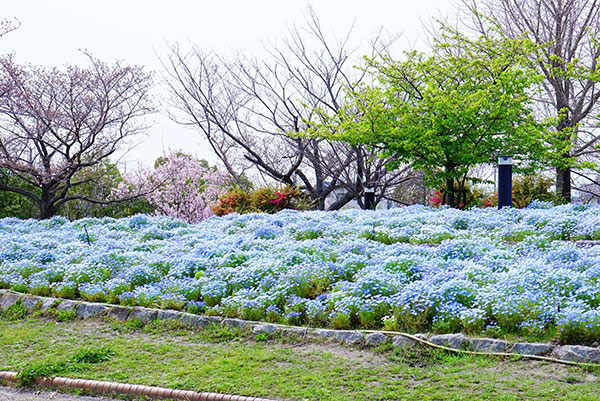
[308,28,548,208]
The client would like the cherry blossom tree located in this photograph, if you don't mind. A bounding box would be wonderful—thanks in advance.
[0,53,153,218]
[0,18,19,39]
[116,151,231,223]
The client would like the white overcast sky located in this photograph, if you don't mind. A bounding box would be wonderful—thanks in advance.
[2,0,459,169]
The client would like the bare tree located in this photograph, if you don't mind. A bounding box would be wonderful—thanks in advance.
[466,0,600,202]
[0,54,153,218]
[163,8,414,210]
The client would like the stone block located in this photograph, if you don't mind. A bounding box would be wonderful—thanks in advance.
[156,309,182,321]
[222,318,247,329]
[179,313,213,328]
[76,302,108,319]
[280,327,307,337]
[510,342,554,356]
[392,335,418,349]
[107,306,131,321]
[252,324,280,335]
[309,329,335,339]
[334,330,363,344]
[365,332,388,346]
[128,307,158,324]
[0,293,20,310]
[429,333,467,349]
[552,345,600,363]
[469,338,507,353]
[55,300,78,312]
[20,296,40,313]
[39,297,56,311]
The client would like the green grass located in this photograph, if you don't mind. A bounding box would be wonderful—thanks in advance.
[0,317,599,400]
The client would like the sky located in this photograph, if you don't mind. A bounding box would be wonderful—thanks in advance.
[1,0,459,169]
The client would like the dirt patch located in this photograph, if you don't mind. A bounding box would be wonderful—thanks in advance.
[462,358,598,386]
[290,341,390,367]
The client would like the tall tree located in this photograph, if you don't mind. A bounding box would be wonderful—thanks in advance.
[467,0,600,202]
[0,54,153,218]
[309,29,545,208]
[163,9,414,210]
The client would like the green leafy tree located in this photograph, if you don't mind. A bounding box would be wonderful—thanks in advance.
[309,29,547,208]
[0,169,37,218]
[467,0,600,202]
[58,160,154,220]
[1,160,154,220]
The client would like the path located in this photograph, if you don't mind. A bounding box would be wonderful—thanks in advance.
[0,387,119,401]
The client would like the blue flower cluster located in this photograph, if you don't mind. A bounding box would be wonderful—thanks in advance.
[1,205,599,341]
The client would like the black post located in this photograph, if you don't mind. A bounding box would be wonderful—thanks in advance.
[498,155,512,209]
[364,186,375,210]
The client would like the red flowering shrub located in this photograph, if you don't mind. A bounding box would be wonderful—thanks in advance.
[212,185,312,216]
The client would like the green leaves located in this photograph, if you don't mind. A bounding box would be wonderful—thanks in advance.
[306,26,549,208]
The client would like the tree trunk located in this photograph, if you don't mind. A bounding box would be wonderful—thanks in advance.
[445,178,456,208]
[555,116,572,203]
[556,166,571,203]
[39,186,58,219]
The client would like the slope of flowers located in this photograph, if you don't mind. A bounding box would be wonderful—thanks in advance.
[1,202,600,343]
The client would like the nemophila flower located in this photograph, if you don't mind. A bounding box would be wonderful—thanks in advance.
[1,204,600,338]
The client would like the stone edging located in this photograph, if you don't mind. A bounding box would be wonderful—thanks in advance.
[1,289,599,364]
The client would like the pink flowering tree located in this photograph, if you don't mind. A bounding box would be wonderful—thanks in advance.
[117,151,231,223]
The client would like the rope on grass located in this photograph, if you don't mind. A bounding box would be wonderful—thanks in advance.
[362,330,600,369]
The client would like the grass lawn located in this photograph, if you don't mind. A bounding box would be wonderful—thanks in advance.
[0,317,599,400]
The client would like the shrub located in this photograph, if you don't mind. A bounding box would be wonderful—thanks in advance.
[430,183,487,209]
[482,174,558,209]
[212,185,313,216]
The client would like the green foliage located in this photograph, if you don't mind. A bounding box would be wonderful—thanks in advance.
[55,309,77,322]
[72,346,115,364]
[512,175,557,207]
[330,312,352,330]
[196,323,245,343]
[382,315,400,332]
[17,360,70,384]
[0,301,27,321]
[558,316,600,345]
[0,169,38,219]
[59,159,155,220]
[212,185,314,216]
[0,160,154,220]
[307,26,548,208]
[360,229,409,244]
[482,174,558,208]
[255,332,270,342]
[17,346,115,385]
[294,229,323,240]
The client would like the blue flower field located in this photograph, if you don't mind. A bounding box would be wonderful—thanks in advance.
[2,201,600,343]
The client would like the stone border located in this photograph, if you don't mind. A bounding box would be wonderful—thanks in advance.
[2,290,599,364]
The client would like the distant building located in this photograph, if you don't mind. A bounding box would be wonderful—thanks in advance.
[324,187,398,210]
